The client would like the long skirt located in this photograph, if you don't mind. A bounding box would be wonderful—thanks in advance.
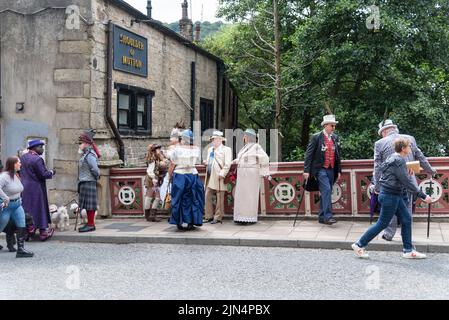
[233,167,260,223]
[78,181,98,211]
[169,173,204,227]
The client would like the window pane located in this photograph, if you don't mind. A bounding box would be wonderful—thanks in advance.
[119,110,128,125]
[137,96,145,112]
[119,93,129,110]
[137,113,143,127]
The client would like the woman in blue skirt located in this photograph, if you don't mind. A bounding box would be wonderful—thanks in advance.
[167,130,204,231]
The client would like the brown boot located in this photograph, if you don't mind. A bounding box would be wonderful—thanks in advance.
[148,209,161,222]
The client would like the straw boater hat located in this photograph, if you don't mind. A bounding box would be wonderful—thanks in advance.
[209,130,226,141]
[377,119,398,136]
[321,114,338,126]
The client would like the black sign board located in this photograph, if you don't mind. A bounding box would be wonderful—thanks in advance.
[113,24,148,77]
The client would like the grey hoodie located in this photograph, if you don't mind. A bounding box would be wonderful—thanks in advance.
[379,153,427,200]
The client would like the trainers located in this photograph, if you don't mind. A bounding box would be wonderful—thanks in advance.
[351,243,369,259]
[402,250,426,259]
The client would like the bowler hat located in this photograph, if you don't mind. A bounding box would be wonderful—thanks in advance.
[243,129,257,137]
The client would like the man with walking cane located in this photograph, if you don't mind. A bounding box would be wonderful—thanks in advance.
[303,114,342,225]
[372,119,436,241]
[203,131,232,224]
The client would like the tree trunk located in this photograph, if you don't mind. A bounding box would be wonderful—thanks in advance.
[273,0,282,160]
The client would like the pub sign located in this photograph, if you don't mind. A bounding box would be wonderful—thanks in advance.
[113,24,148,77]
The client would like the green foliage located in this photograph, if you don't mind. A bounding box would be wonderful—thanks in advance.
[165,21,226,39]
[201,0,449,160]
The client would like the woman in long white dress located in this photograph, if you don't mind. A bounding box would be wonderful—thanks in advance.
[233,129,270,224]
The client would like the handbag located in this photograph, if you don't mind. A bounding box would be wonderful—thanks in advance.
[224,166,237,185]
[223,144,257,185]
[304,176,319,192]
[164,182,172,210]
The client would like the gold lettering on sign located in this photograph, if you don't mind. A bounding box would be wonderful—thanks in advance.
[119,34,145,50]
[122,56,143,69]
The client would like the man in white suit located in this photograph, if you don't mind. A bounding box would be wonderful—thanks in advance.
[203,131,232,224]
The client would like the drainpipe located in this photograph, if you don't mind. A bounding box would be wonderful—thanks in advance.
[106,21,125,162]
[215,62,221,129]
[190,61,196,129]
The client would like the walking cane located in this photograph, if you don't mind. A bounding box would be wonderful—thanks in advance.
[427,177,433,239]
[293,179,306,227]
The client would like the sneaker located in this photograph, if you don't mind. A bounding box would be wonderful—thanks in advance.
[402,250,426,259]
[351,243,369,259]
[381,234,392,242]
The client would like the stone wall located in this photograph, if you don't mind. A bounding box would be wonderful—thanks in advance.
[0,0,93,206]
[92,0,219,166]
[0,0,234,216]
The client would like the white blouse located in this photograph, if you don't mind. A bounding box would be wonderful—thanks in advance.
[167,145,201,175]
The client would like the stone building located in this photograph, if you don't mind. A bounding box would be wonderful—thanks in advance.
[0,0,238,215]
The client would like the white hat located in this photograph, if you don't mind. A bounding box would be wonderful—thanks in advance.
[210,130,226,141]
[377,119,398,136]
[321,114,338,126]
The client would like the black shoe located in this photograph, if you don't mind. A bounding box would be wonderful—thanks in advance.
[203,218,213,223]
[210,220,222,224]
[322,218,337,225]
[78,225,96,233]
[382,234,392,241]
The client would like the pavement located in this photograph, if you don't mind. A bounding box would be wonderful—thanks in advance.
[3,217,448,253]
[3,241,449,299]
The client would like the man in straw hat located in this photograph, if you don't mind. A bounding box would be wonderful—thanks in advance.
[373,119,435,241]
[20,139,56,241]
[203,131,232,224]
[304,114,342,225]
[77,129,101,232]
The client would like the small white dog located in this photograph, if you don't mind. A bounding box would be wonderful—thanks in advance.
[50,205,70,231]
[70,203,97,226]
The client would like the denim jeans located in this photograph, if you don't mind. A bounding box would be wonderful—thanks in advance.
[317,168,334,221]
[357,192,413,253]
[383,193,413,240]
[0,198,26,232]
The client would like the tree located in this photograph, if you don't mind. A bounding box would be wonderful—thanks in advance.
[203,0,449,160]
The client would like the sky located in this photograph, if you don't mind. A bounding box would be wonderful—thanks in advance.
[123,0,222,23]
